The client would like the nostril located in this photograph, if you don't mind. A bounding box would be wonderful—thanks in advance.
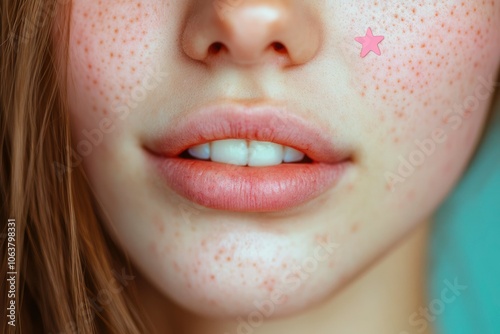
[271,42,287,54]
[208,42,224,55]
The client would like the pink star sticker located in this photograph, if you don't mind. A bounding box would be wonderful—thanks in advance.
[355,28,384,58]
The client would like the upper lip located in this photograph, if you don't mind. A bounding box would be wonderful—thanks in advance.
[145,102,350,164]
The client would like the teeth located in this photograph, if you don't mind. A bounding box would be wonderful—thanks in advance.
[283,146,306,163]
[187,143,210,160]
[211,139,248,166]
[248,141,283,167]
[186,140,306,166]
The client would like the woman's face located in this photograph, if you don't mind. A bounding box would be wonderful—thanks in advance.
[61,0,500,318]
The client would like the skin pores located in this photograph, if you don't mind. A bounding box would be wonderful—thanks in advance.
[61,0,500,318]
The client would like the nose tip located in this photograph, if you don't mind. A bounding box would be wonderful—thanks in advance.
[182,1,322,67]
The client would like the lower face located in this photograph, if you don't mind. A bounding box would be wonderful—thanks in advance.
[60,0,500,318]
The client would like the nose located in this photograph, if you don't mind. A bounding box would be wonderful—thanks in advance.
[182,0,322,67]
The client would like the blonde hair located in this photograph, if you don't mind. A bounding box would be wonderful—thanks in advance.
[1,1,149,332]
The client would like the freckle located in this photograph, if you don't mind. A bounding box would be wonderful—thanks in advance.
[407,190,416,200]
[131,67,136,73]
[110,52,114,58]
[84,47,89,53]
[148,242,158,255]
[214,255,219,261]
[210,275,215,281]
[76,40,81,45]
[351,223,359,233]
[92,105,97,112]
[226,257,232,262]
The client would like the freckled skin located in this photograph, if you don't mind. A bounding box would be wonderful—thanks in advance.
[60,0,500,319]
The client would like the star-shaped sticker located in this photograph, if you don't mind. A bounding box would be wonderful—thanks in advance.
[355,28,384,58]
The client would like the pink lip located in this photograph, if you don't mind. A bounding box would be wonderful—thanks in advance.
[145,103,352,212]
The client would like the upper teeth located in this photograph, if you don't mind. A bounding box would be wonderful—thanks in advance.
[187,139,306,167]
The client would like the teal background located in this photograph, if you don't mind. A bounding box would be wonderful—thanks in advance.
[429,91,500,333]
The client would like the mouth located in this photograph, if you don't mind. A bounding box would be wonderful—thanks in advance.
[144,102,352,212]
[178,139,314,166]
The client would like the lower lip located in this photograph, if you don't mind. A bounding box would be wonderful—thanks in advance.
[148,155,350,212]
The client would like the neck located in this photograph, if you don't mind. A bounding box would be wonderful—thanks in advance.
[138,221,433,334]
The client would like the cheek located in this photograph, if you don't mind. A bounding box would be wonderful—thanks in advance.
[68,1,162,117]
[346,0,499,136]
[339,2,499,202]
